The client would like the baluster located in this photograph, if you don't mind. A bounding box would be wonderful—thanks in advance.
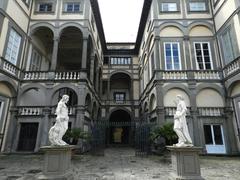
[66,72,69,79]
[77,72,80,79]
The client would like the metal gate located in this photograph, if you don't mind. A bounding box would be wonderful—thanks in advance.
[90,121,153,157]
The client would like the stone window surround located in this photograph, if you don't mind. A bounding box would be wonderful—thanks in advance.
[34,0,57,14]
[0,13,4,36]
[3,21,25,68]
[189,38,217,70]
[186,0,210,14]
[160,38,185,70]
[0,96,8,133]
[158,0,181,14]
[218,22,239,66]
[62,0,83,14]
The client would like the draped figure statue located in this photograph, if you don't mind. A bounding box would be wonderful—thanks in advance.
[173,95,193,147]
[49,95,69,146]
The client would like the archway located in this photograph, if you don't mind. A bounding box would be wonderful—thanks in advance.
[57,27,83,70]
[109,109,131,145]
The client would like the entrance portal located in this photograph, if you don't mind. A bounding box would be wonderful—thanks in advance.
[109,110,131,145]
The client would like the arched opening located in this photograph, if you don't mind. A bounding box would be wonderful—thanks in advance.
[110,73,131,103]
[87,36,94,80]
[85,94,92,113]
[57,27,83,71]
[52,88,78,107]
[29,27,54,71]
[109,109,131,145]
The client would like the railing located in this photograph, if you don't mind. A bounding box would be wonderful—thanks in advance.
[51,106,76,115]
[158,70,221,80]
[223,56,240,78]
[23,71,81,81]
[103,100,139,106]
[165,107,191,116]
[18,107,43,116]
[194,70,221,80]
[198,107,224,116]
[161,71,188,80]
[0,57,21,78]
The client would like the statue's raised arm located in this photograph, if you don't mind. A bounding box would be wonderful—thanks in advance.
[173,95,193,147]
[49,95,69,146]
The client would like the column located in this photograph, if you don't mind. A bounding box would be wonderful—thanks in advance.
[154,36,161,70]
[90,55,95,83]
[40,107,51,147]
[50,36,60,71]
[95,68,100,92]
[81,38,88,70]
[4,107,18,152]
[155,82,165,126]
[75,106,85,128]
[107,79,110,101]
[189,81,201,146]
[183,35,192,70]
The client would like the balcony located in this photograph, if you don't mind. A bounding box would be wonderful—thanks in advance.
[102,100,139,106]
[158,70,221,81]
[17,106,77,116]
[223,56,240,79]
[23,71,83,81]
[0,57,21,79]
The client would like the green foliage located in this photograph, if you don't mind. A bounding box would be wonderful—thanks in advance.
[150,122,178,145]
[63,128,91,145]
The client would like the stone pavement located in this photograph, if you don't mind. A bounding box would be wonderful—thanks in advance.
[0,148,240,180]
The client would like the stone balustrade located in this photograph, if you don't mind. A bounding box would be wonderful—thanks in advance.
[0,57,20,78]
[51,106,76,115]
[223,56,240,78]
[162,71,188,80]
[19,107,43,116]
[198,107,224,116]
[23,71,81,81]
[194,70,221,80]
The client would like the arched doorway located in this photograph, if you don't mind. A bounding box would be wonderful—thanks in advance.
[109,109,131,145]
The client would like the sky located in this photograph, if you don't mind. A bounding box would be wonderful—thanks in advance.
[98,0,144,43]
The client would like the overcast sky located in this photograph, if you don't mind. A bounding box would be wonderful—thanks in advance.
[98,0,144,43]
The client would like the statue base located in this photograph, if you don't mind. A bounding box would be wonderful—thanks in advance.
[36,145,75,180]
[167,146,204,180]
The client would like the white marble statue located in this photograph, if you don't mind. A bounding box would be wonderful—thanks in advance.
[49,95,69,146]
[173,95,193,147]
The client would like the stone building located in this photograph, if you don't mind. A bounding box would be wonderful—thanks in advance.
[0,0,239,155]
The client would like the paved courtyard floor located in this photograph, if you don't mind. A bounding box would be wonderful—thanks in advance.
[0,148,240,180]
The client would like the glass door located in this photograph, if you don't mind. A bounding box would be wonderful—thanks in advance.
[204,124,226,154]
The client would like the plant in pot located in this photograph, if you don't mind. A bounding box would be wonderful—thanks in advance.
[150,122,178,154]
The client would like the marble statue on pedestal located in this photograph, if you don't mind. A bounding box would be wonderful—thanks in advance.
[49,95,69,146]
[173,95,193,147]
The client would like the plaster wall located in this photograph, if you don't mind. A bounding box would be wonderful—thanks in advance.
[231,82,240,97]
[196,89,224,107]
[0,83,12,97]
[164,89,190,107]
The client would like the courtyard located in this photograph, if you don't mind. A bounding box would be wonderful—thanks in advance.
[0,148,240,180]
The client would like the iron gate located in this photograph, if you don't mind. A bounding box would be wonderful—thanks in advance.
[90,121,154,156]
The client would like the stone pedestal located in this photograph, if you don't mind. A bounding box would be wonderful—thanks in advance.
[36,145,75,180]
[167,146,204,180]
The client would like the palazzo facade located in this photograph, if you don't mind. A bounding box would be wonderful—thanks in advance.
[0,0,240,154]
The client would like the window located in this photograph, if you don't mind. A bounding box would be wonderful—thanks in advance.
[164,42,181,70]
[114,93,125,104]
[38,3,52,12]
[194,42,212,70]
[5,29,21,65]
[221,27,235,64]
[204,125,224,145]
[22,0,31,6]
[189,2,206,11]
[161,3,177,12]
[64,2,80,12]
[110,57,131,65]
[30,49,42,71]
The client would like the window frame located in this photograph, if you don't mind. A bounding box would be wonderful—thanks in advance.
[34,0,56,14]
[187,0,209,14]
[164,42,182,70]
[29,49,42,71]
[63,2,82,13]
[114,92,126,104]
[193,42,213,70]
[22,0,31,7]
[159,0,180,13]
[4,28,22,66]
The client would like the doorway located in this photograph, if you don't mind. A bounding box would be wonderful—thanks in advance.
[18,123,39,151]
[109,110,132,145]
